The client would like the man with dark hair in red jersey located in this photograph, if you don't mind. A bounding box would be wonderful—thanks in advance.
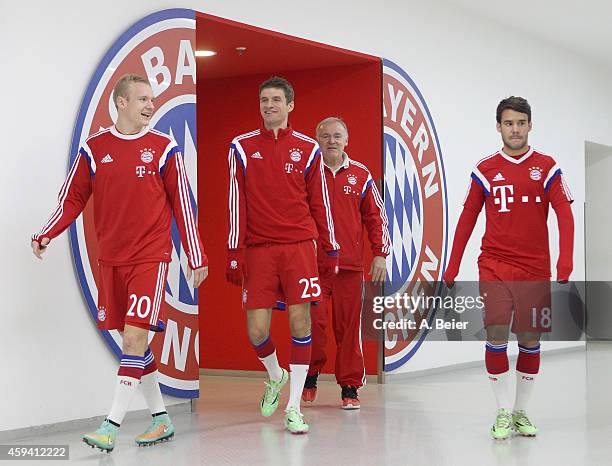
[444,96,574,440]
[226,76,339,434]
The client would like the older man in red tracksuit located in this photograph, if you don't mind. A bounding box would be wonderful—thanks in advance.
[302,117,391,409]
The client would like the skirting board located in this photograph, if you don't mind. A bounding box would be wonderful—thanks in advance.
[382,344,585,383]
[202,345,587,384]
[0,400,191,443]
[200,368,379,384]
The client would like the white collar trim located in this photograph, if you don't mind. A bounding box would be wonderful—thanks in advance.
[110,125,149,140]
[499,147,534,164]
[324,152,350,174]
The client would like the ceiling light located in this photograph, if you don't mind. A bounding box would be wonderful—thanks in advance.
[195,50,217,57]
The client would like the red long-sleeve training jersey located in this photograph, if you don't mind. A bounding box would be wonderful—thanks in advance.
[321,154,391,270]
[445,147,574,281]
[227,126,339,251]
[33,126,207,269]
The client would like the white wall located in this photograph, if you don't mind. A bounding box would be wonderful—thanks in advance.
[585,142,612,281]
[2,0,609,429]
[584,142,612,340]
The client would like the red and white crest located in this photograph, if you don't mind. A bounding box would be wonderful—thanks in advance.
[290,148,303,162]
[529,166,543,181]
[382,60,448,372]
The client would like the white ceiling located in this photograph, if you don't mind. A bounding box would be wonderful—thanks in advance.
[449,0,612,68]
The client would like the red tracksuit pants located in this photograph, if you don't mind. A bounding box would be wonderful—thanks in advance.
[308,269,365,387]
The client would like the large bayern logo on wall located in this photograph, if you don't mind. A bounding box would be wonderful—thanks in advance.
[69,9,199,397]
[383,59,448,372]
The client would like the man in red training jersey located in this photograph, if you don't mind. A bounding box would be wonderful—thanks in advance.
[32,74,208,452]
[443,96,574,440]
[226,76,339,434]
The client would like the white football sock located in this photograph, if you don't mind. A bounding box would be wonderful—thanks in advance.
[107,375,141,424]
[107,354,145,425]
[140,371,166,415]
[514,371,537,412]
[287,364,309,412]
[488,370,512,411]
[259,350,283,382]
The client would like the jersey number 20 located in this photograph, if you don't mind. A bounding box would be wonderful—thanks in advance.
[127,294,152,318]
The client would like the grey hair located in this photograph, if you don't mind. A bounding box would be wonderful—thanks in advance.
[315,117,348,137]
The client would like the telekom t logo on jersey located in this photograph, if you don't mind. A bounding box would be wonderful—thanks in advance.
[493,185,514,212]
[135,166,157,178]
[493,184,543,212]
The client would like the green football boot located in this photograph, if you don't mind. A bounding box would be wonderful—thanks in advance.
[135,413,175,446]
[284,407,309,434]
[82,419,118,453]
[490,408,512,440]
[260,368,289,417]
[512,410,538,437]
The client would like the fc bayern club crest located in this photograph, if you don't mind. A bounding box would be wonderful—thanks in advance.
[68,9,200,398]
[382,59,448,372]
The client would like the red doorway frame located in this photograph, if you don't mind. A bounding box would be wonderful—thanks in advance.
[196,12,383,377]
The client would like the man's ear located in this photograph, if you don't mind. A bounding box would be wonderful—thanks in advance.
[116,95,127,109]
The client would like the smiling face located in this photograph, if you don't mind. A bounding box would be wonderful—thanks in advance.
[259,87,293,130]
[497,109,531,154]
[116,82,155,133]
[317,120,348,161]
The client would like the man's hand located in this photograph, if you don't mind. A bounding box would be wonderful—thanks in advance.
[226,249,247,286]
[187,266,208,288]
[369,256,386,284]
[442,270,455,289]
[32,238,50,260]
[320,250,339,279]
[556,266,571,284]
[319,251,340,280]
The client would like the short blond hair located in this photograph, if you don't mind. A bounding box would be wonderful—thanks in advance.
[316,117,348,137]
[112,74,150,107]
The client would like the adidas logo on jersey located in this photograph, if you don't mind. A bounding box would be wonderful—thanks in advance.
[492,172,505,181]
[251,151,263,159]
[101,154,114,164]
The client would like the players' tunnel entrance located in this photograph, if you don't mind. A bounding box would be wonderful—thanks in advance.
[196,12,383,379]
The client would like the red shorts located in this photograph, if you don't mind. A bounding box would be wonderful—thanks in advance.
[244,240,319,310]
[97,262,169,332]
[479,257,551,334]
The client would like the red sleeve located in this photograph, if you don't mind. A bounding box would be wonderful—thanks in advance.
[305,146,339,252]
[360,176,391,257]
[227,143,247,251]
[163,148,207,269]
[32,151,92,243]
[443,179,484,282]
[548,174,574,281]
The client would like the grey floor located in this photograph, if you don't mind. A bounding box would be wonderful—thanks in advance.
[8,343,612,466]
